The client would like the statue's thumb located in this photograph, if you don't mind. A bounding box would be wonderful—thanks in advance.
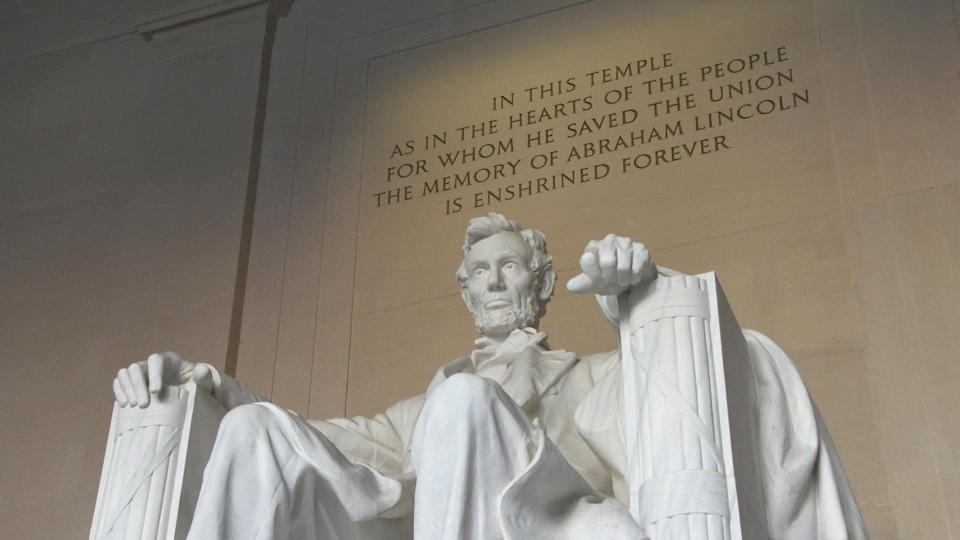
[566,273,595,294]
[192,364,216,393]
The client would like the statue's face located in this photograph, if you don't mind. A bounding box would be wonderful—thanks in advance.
[462,231,540,337]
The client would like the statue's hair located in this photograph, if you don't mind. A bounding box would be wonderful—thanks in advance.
[456,213,556,322]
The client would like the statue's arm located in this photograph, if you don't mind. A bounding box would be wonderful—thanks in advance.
[111,351,264,411]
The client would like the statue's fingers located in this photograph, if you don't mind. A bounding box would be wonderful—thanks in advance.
[566,273,596,294]
[580,250,602,283]
[598,241,617,285]
[127,362,150,407]
[615,237,631,287]
[630,243,650,285]
[159,351,190,385]
[113,378,129,407]
[638,242,657,281]
[117,368,136,408]
[147,353,164,393]
[616,249,631,287]
[192,364,210,390]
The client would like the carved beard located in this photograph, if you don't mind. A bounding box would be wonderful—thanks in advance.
[471,288,541,336]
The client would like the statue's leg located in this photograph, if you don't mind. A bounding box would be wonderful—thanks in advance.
[410,373,539,540]
[186,403,409,540]
[412,373,646,540]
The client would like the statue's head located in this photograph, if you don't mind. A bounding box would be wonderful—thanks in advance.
[456,213,556,337]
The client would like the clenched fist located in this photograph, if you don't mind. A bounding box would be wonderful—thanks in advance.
[566,234,657,296]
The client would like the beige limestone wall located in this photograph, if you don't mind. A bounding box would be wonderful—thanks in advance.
[239,0,960,538]
[0,2,275,536]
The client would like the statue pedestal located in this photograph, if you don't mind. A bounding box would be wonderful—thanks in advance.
[89,381,225,540]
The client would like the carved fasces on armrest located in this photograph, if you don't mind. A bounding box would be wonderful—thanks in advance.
[90,382,226,540]
[619,272,764,540]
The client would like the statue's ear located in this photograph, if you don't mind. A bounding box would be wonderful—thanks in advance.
[538,265,556,302]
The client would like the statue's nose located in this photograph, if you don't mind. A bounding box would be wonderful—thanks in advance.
[487,266,505,289]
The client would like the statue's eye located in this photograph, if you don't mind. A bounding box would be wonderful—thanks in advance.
[503,262,517,271]
[473,268,486,277]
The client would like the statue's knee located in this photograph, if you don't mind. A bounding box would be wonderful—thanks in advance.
[217,403,276,443]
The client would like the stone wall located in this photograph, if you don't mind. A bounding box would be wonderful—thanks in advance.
[0,1,275,535]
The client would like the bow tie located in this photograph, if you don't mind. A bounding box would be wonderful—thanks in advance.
[468,329,576,413]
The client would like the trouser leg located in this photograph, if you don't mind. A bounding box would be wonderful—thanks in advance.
[410,373,539,540]
[186,403,408,540]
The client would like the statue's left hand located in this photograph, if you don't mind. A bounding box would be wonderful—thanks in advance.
[566,234,656,296]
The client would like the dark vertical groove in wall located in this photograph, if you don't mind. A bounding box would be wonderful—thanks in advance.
[224,9,279,377]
